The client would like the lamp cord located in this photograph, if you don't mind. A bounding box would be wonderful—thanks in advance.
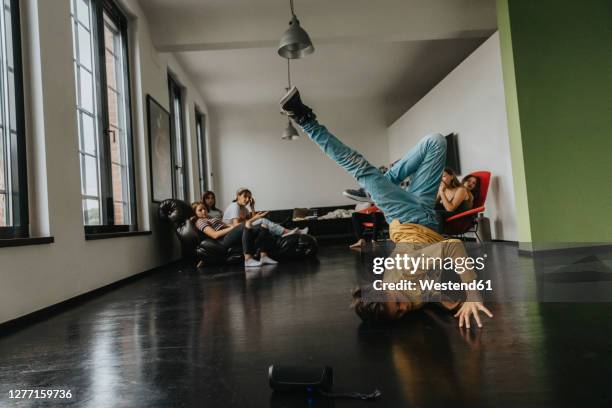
[290,0,295,16]
[287,58,292,89]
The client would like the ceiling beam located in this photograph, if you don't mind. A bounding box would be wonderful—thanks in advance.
[143,0,497,53]
[156,29,495,53]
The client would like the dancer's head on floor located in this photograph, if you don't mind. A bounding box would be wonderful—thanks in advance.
[351,287,413,321]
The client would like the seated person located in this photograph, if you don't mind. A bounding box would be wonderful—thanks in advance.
[202,190,223,219]
[280,86,492,328]
[192,201,277,268]
[435,168,473,219]
[461,174,481,205]
[350,203,386,249]
[223,187,308,236]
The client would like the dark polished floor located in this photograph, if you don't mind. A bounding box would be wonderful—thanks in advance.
[1,243,612,407]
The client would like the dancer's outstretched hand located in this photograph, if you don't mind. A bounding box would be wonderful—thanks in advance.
[454,302,493,329]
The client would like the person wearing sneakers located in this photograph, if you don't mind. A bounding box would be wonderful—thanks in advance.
[279,87,493,328]
[223,187,308,237]
[192,201,278,268]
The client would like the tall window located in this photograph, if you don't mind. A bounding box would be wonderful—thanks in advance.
[70,0,136,233]
[0,0,27,239]
[168,75,187,200]
[195,109,207,197]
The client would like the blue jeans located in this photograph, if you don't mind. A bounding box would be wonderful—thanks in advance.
[252,218,285,236]
[300,119,446,229]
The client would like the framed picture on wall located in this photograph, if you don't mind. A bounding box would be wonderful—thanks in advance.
[445,133,461,174]
[147,95,173,203]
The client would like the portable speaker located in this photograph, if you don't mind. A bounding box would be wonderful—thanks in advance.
[268,365,381,401]
[268,365,333,393]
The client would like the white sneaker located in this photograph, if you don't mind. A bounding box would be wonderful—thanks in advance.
[282,227,299,237]
[260,256,278,265]
[299,227,309,234]
[244,258,262,268]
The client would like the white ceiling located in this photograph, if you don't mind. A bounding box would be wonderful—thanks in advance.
[139,0,497,123]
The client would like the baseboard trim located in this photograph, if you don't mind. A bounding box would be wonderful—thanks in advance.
[0,259,183,336]
[518,243,612,257]
[445,237,517,244]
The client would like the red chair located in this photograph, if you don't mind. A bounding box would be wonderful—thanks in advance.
[359,205,381,216]
[443,171,491,242]
[359,205,387,241]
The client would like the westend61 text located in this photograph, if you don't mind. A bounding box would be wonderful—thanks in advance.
[373,279,493,292]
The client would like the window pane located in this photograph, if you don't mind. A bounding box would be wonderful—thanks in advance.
[104,15,131,225]
[172,98,184,200]
[105,53,116,95]
[72,0,102,227]
[81,112,96,155]
[104,20,115,54]
[0,129,4,191]
[78,67,94,113]
[83,198,100,225]
[0,193,5,227]
[173,99,183,168]
[106,88,118,128]
[4,4,12,69]
[7,70,16,131]
[77,24,92,70]
[111,163,122,201]
[83,154,99,197]
[0,0,25,231]
[196,113,207,196]
[112,162,124,224]
[76,0,90,29]
[169,77,186,201]
[0,121,5,227]
[113,201,124,225]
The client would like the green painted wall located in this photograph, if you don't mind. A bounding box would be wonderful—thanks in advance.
[497,0,612,244]
[496,0,532,244]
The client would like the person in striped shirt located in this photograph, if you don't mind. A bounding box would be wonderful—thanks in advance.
[192,202,277,268]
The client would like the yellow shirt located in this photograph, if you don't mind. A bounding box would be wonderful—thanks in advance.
[388,220,444,244]
[387,219,477,284]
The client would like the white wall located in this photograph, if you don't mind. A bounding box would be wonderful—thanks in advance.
[0,0,209,324]
[388,32,516,241]
[210,99,389,211]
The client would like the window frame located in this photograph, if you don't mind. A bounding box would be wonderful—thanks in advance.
[0,0,28,240]
[195,108,207,198]
[72,0,138,235]
[168,73,188,200]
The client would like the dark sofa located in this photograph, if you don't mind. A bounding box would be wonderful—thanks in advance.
[266,204,357,244]
[158,199,318,265]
